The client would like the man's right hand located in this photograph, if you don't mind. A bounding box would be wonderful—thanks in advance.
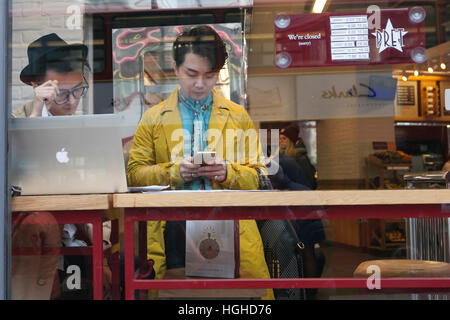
[179,157,201,182]
[30,80,59,117]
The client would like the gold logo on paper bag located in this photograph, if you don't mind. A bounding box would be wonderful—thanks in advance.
[198,226,220,260]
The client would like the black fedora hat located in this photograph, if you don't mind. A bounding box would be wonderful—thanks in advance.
[20,33,88,85]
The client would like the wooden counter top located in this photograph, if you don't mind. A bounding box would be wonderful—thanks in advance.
[11,194,113,212]
[113,189,450,208]
[11,190,449,212]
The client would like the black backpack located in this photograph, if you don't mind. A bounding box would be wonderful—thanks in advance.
[256,218,306,300]
[254,168,306,300]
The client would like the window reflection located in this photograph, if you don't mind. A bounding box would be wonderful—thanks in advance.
[7,0,450,301]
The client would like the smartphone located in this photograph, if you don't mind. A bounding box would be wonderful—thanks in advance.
[193,151,217,165]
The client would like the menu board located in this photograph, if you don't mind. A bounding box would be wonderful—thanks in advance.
[396,85,416,106]
[275,8,425,68]
[330,15,370,61]
[394,80,418,119]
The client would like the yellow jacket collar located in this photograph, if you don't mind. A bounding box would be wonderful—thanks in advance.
[160,88,231,158]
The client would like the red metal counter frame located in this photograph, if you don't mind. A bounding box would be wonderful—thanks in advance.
[11,194,120,300]
[115,189,450,300]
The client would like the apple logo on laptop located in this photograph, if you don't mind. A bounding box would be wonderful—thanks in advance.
[56,148,70,163]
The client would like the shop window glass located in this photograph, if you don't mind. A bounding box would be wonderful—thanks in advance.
[6,0,449,301]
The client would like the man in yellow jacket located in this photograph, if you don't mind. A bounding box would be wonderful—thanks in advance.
[127,25,273,299]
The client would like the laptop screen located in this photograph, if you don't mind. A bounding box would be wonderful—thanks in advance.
[9,114,128,195]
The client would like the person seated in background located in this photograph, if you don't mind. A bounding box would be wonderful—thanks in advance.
[126,25,273,299]
[279,123,317,190]
[269,153,311,191]
[12,33,112,299]
[268,138,326,300]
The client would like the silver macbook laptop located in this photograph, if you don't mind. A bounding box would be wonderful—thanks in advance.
[9,114,128,195]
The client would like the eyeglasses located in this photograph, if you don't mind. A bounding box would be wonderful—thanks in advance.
[54,84,89,105]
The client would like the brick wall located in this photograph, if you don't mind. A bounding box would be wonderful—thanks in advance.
[11,0,85,112]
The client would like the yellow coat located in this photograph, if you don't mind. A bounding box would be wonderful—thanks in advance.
[127,88,274,299]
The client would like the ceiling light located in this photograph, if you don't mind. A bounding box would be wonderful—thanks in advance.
[312,0,327,13]
[401,71,408,81]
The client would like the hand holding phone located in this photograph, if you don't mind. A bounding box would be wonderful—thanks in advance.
[180,157,201,182]
[193,151,217,165]
[195,152,227,183]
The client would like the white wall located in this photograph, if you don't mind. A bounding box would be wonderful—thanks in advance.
[316,117,396,181]
[247,75,297,121]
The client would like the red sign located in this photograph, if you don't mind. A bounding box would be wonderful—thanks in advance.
[274,8,426,68]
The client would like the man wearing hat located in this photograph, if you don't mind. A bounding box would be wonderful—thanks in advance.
[11,34,114,300]
[13,33,89,118]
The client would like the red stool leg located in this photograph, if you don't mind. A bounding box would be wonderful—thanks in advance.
[110,218,121,300]
[92,215,103,300]
[124,212,136,300]
[138,221,148,300]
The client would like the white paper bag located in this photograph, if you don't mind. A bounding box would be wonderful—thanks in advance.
[185,220,235,278]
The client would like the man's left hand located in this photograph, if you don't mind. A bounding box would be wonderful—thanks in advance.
[197,159,227,183]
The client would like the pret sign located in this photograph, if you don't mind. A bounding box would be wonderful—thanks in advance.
[275,8,426,68]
